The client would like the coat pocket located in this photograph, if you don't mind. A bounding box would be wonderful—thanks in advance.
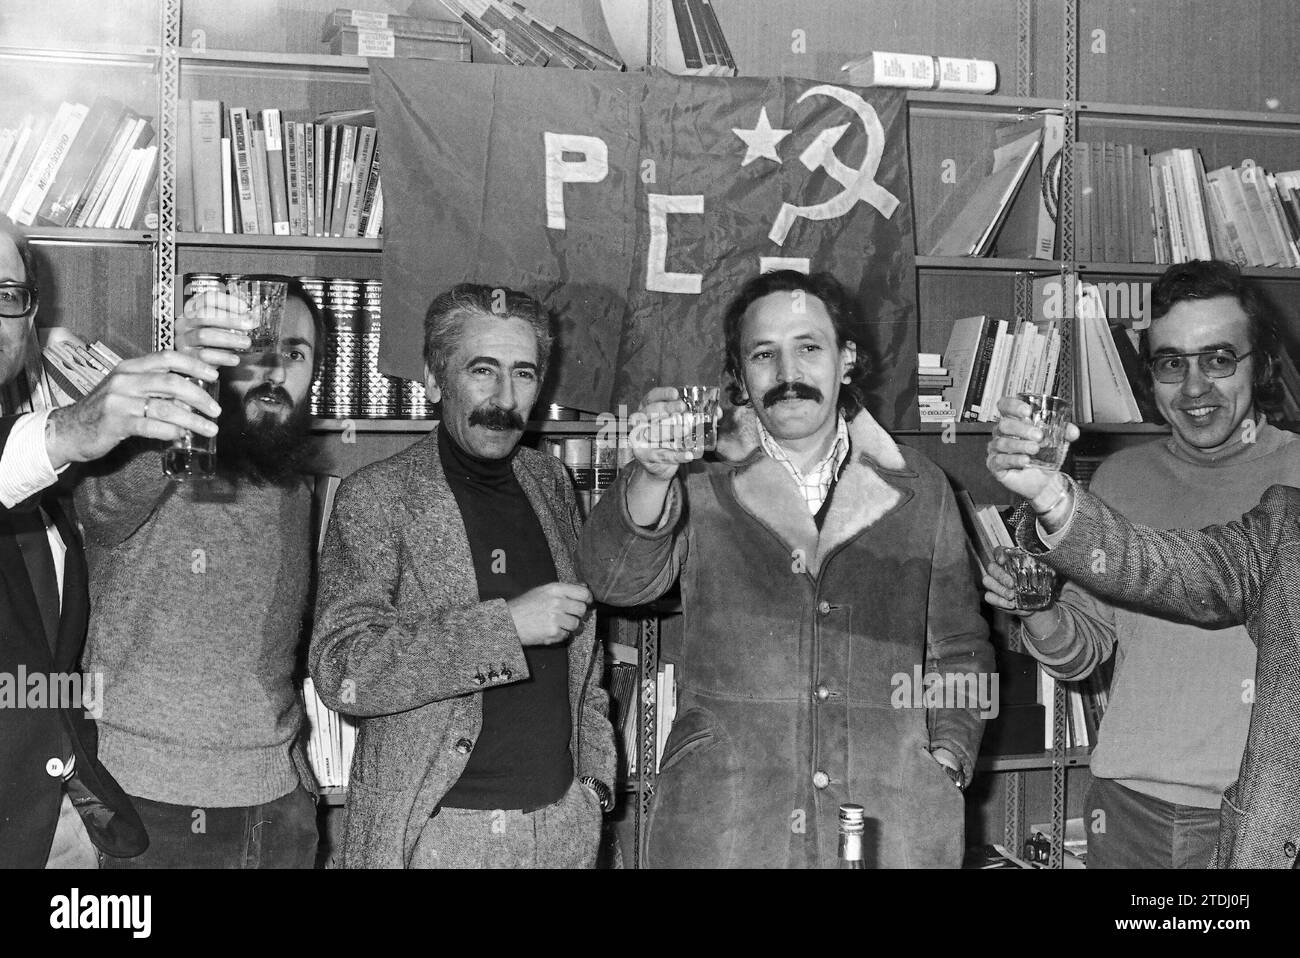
[646,707,742,868]
[658,707,719,772]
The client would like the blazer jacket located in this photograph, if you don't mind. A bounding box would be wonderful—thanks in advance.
[309,427,616,868]
[1023,483,1300,868]
[0,414,147,867]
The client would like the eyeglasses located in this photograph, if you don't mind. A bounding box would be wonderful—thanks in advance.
[1147,348,1254,384]
[0,282,36,319]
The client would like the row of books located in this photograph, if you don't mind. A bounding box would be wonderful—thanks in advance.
[607,642,676,780]
[935,277,1153,425]
[301,676,357,789]
[177,103,383,238]
[0,97,157,230]
[663,0,737,76]
[931,112,1064,259]
[434,1,624,70]
[0,327,124,417]
[322,7,472,60]
[1075,143,1300,268]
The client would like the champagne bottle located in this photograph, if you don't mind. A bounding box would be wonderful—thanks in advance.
[837,803,866,869]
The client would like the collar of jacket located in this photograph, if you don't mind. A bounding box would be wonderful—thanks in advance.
[399,424,579,584]
[722,407,915,576]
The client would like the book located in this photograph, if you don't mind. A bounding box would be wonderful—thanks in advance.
[963,318,1001,421]
[248,123,274,236]
[342,126,376,237]
[68,111,137,228]
[976,319,1012,421]
[284,120,302,236]
[303,122,316,237]
[329,125,358,237]
[1078,281,1141,423]
[939,315,990,420]
[356,141,382,236]
[11,101,90,226]
[262,109,290,235]
[228,108,259,234]
[220,134,234,233]
[931,124,1041,256]
[841,50,997,93]
[994,112,1064,259]
[510,2,623,70]
[321,8,469,41]
[0,116,43,212]
[328,26,472,59]
[37,96,126,227]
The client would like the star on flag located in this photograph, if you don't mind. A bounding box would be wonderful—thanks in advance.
[732,106,791,167]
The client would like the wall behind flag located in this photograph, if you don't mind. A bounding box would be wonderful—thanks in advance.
[373,59,919,426]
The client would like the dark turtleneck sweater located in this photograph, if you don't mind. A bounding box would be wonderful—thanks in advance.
[436,425,572,811]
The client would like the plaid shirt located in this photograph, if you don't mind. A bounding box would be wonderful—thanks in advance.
[756,413,851,516]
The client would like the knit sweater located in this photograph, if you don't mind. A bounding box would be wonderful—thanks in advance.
[74,447,313,807]
[1027,420,1300,807]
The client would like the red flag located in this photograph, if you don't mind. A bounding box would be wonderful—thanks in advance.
[374,60,918,426]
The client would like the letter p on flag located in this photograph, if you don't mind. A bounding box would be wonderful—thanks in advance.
[545,132,608,231]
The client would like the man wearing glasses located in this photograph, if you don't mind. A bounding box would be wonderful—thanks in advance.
[983,259,1300,868]
[1,215,222,867]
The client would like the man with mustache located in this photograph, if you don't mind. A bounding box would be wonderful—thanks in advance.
[73,278,326,868]
[578,270,994,868]
[983,260,1300,868]
[311,283,615,868]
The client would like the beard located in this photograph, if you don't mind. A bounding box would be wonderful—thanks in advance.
[215,378,316,485]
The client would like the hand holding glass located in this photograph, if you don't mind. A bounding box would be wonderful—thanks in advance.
[1016,393,1072,471]
[997,547,1058,612]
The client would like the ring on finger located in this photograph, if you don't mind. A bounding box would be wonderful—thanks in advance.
[142,398,151,420]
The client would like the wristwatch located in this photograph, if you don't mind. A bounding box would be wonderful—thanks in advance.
[942,763,967,793]
[579,775,614,812]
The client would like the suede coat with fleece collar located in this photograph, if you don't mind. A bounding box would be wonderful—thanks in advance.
[578,410,994,868]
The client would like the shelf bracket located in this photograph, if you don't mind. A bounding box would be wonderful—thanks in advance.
[154,0,181,352]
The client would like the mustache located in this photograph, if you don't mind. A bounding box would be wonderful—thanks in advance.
[762,382,823,408]
[469,405,526,431]
[245,383,295,408]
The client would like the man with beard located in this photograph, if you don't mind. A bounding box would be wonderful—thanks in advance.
[311,283,615,868]
[73,278,325,868]
[578,270,994,868]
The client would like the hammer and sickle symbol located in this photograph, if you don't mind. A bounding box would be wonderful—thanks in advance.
[768,85,900,246]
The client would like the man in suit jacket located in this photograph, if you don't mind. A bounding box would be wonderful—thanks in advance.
[311,283,616,868]
[0,216,226,867]
[988,394,1300,868]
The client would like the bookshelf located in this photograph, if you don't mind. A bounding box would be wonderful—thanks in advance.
[10,0,1294,867]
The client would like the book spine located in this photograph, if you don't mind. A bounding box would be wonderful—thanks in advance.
[329,125,357,238]
[304,123,316,237]
[220,135,234,233]
[0,118,38,210]
[672,0,704,71]
[39,96,124,227]
[363,180,383,238]
[229,108,259,234]
[13,102,87,226]
[70,112,134,228]
[249,124,273,235]
[964,321,999,421]
[187,101,222,233]
[342,126,375,238]
[356,141,380,237]
[262,109,289,235]
[700,0,736,72]
[321,9,469,41]
[321,124,337,236]
[284,120,301,236]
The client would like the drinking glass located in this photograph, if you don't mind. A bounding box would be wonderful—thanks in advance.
[1017,393,1072,471]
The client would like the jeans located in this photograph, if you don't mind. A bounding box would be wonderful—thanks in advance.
[410,778,602,869]
[101,785,318,869]
[1086,777,1220,869]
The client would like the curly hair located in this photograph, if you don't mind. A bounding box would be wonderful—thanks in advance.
[721,269,870,420]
